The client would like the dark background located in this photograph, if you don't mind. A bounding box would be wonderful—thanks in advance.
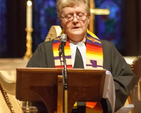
[2,0,141,57]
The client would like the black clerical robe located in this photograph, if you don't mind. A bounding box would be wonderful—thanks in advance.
[27,40,138,112]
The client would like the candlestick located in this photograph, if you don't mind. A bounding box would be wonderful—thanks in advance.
[24,0,33,59]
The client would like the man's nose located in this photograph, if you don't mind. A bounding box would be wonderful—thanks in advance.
[72,16,79,22]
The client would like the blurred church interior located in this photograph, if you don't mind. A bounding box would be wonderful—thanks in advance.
[0,0,141,113]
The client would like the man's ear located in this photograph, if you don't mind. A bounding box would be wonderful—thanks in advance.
[87,14,90,24]
[59,18,65,30]
[59,18,63,27]
[59,18,62,23]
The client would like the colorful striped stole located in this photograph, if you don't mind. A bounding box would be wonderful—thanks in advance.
[53,30,103,113]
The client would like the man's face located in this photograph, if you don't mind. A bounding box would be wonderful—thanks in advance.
[60,3,90,42]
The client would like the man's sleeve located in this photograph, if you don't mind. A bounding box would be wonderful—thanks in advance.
[27,42,48,67]
[101,40,138,111]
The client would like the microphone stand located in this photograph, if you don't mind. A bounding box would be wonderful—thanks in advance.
[59,42,68,113]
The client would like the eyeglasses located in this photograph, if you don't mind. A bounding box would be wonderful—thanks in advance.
[60,12,89,22]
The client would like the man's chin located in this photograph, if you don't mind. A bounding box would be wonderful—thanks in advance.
[71,30,83,35]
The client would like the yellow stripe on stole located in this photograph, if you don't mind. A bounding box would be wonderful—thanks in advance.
[87,29,99,39]
[53,30,103,113]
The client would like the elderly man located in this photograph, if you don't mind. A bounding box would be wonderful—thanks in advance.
[27,0,138,113]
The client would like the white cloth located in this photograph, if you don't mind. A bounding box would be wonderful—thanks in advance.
[103,70,115,113]
[103,71,134,113]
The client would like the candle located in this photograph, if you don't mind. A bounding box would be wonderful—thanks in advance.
[24,0,33,59]
[26,0,32,29]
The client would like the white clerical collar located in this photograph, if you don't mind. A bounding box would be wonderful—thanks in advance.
[69,39,86,68]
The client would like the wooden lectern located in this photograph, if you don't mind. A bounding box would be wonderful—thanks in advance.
[16,68,106,113]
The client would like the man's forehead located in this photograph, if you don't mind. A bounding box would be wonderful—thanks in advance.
[62,4,86,13]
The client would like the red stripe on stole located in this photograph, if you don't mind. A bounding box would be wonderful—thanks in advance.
[87,46,102,51]
[64,42,70,49]
[86,43,102,50]
[53,42,60,46]
[55,66,62,68]
[53,43,60,51]
[55,65,72,69]
[86,44,103,55]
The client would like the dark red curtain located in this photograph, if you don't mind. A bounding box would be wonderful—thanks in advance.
[124,0,141,56]
[6,0,26,58]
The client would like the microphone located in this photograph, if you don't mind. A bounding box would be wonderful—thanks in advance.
[60,33,67,43]
[58,33,68,90]
[59,33,67,56]
[58,33,68,113]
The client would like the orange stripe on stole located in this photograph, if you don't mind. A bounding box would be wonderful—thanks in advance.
[53,31,103,112]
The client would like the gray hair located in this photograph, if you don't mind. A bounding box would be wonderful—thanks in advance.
[56,0,90,17]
